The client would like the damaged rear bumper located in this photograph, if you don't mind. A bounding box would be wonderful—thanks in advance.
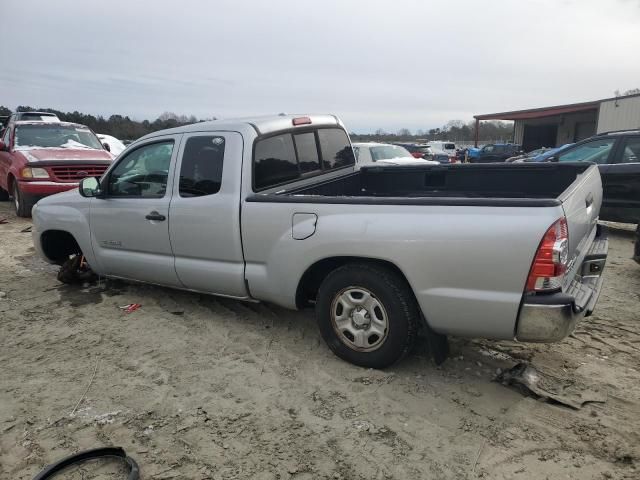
[516,224,608,342]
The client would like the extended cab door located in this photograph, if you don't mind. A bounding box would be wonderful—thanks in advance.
[89,135,183,286]
[168,131,248,298]
[604,135,640,223]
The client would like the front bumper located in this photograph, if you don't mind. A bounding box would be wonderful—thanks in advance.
[18,180,78,200]
[516,224,608,342]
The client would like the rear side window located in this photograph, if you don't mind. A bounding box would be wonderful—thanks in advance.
[253,128,354,190]
[179,136,225,197]
[318,129,355,169]
[254,134,298,190]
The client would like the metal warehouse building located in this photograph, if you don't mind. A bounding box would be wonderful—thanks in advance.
[474,93,640,151]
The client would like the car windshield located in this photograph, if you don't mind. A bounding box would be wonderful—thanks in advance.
[15,124,103,150]
[370,145,412,161]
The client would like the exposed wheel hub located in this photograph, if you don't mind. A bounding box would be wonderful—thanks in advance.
[351,307,370,328]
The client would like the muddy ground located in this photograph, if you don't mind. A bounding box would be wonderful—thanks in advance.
[0,202,639,479]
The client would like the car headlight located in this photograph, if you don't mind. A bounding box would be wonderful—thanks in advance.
[21,167,50,179]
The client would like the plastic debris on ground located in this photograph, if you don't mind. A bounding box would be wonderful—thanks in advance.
[119,303,142,314]
[495,362,607,409]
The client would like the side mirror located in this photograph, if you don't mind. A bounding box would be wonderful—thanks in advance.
[102,142,111,152]
[79,177,102,198]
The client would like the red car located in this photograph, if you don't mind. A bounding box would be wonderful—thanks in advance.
[0,121,113,216]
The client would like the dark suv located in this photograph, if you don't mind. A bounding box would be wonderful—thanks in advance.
[469,143,522,163]
[543,130,640,225]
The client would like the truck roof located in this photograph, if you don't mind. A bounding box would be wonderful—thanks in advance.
[139,114,344,142]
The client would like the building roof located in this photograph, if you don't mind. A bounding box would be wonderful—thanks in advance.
[475,92,640,121]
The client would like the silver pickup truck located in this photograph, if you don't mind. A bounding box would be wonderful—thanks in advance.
[32,114,608,368]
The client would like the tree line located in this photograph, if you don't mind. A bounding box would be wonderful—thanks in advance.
[0,105,211,140]
[0,105,514,144]
[350,119,514,144]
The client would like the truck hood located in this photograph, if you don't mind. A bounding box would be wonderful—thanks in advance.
[19,148,113,163]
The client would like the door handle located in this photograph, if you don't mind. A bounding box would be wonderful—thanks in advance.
[145,211,166,221]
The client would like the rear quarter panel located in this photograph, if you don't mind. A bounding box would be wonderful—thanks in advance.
[241,201,563,339]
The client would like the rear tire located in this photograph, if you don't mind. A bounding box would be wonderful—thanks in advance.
[316,263,419,369]
[12,182,34,217]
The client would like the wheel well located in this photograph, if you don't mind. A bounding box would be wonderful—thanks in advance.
[7,174,15,192]
[295,256,411,309]
[40,230,82,265]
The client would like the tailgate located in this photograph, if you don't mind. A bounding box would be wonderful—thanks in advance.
[558,164,602,290]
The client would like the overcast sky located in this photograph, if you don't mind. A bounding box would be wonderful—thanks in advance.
[1,0,639,132]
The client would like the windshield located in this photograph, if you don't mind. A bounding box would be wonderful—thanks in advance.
[15,124,103,150]
[370,145,412,161]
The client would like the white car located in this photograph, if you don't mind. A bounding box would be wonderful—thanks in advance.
[353,142,439,169]
[97,134,127,156]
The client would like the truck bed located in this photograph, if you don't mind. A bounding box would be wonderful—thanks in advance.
[249,163,591,207]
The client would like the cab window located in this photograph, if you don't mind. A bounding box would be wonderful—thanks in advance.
[253,128,354,191]
[557,138,616,164]
[108,141,174,197]
[179,136,225,197]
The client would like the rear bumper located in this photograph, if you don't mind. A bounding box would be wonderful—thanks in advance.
[18,180,78,200]
[516,224,608,342]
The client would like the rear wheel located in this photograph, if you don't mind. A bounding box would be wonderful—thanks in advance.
[316,263,419,368]
[12,182,34,217]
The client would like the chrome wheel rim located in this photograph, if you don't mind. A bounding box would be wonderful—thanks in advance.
[330,287,389,352]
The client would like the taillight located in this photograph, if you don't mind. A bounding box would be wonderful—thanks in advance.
[525,217,569,292]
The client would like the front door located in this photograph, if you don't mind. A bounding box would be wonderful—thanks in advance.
[89,135,183,287]
[168,131,247,297]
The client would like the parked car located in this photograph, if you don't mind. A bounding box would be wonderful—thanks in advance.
[541,131,640,225]
[97,134,127,156]
[506,147,551,163]
[392,143,433,159]
[32,114,607,368]
[0,121,113,216]
[468,143,522,163]
[354,142,438,168]
[521,144,575,163]
[427,141,457,160]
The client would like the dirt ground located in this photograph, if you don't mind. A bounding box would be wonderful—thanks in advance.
[1,202,639,480]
